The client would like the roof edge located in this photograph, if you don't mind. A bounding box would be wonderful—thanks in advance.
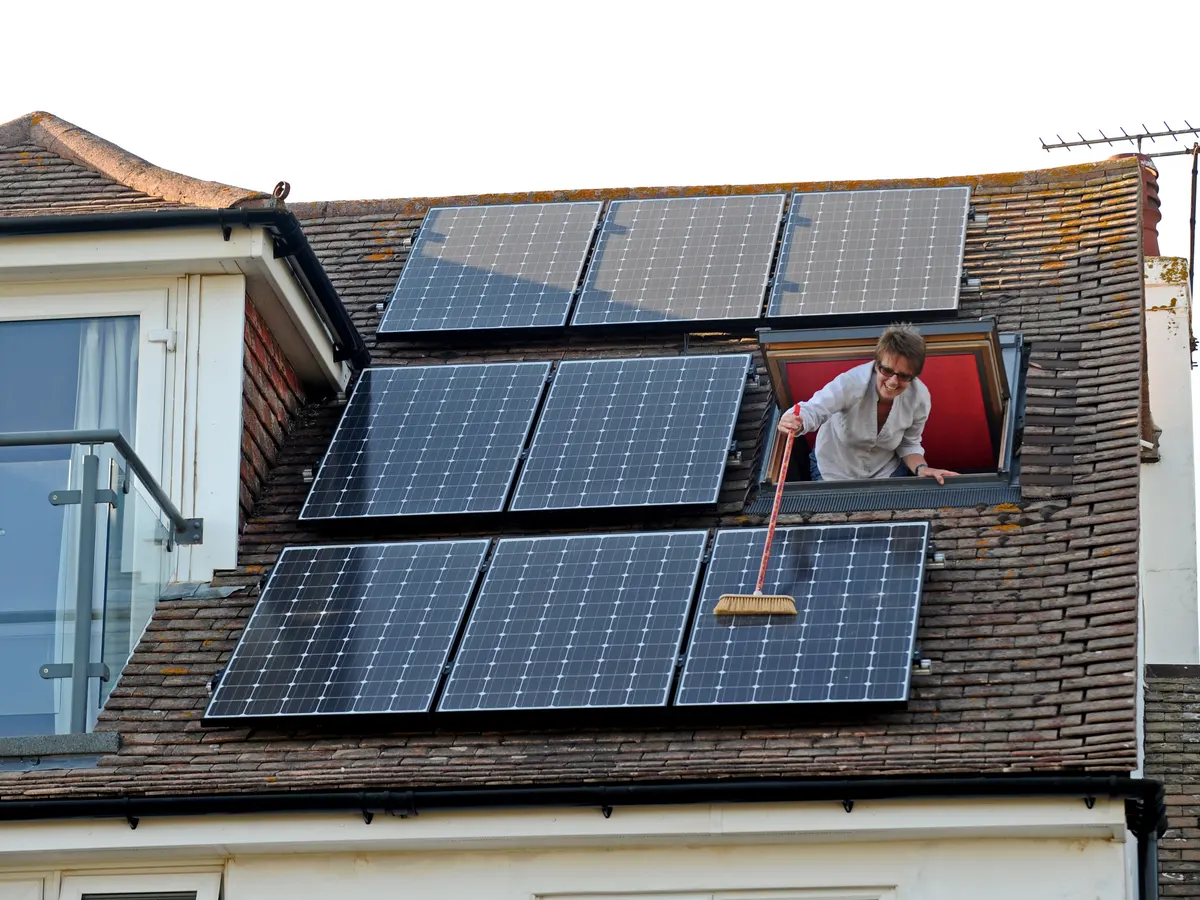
[290,157,1141,220]
[0,774,1163,834]
[0,111,271,210]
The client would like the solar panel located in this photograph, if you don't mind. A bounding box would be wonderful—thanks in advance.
[677,522,929,706]
[300,362,551,520]
[767,187,969,318]
[571,195,785,325]
[438,531,706,711]
[206,540,490,719]
[377,201,603,334]
[509,354,750,512]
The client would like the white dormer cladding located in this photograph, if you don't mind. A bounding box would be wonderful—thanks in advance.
[0,225,352,581]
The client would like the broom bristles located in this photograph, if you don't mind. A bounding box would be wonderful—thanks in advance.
[713,593,797,616]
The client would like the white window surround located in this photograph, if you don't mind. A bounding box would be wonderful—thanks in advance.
[0,277,244,582]
[0,880,41,900]
[58,871,221,900]
[545,891,896,900]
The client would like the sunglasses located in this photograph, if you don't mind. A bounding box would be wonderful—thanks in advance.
[876,362,916,383]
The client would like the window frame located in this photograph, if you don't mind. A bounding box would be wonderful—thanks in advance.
[754,319,1028,512]
[0,283,171,490]
[58,871,221,900]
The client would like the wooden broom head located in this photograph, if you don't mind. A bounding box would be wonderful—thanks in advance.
[713,593,798,616]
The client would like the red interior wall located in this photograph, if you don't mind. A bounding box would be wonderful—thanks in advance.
[784,354,996,470]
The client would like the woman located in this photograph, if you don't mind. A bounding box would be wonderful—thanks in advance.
[777,323,958,484]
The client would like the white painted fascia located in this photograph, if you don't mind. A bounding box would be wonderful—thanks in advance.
[0,797,1127,865]
[0,227,349,391]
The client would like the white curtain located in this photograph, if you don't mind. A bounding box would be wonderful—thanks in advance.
[54,318,138,731]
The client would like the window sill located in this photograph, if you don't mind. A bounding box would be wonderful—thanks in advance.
[746,473,1021,514]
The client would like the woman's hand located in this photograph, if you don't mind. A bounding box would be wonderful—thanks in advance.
[917,466,959,485]
[778,408,803,436]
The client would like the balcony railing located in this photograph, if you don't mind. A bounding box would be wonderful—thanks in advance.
[0,430,202,735]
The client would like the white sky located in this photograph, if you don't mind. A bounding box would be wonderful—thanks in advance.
[4,0,1200,480]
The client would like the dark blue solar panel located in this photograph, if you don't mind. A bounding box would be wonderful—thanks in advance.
[439,531,706,711]
[300,362,550,520]
[677,522,928,706]
[206,540,490,719]
[767,187,969,318]
[571,195,784,324]
[377,202,602,333]
[509,354,750,511]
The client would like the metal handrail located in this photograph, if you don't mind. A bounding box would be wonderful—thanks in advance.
[0,429,203,732]
[0,429,201,544]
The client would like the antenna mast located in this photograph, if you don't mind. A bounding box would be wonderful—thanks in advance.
[1040,121,1200,157]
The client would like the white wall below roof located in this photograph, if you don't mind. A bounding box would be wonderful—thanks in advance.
[1141,257,1199,665]
[0,798,1134,900]
[225,838,1128,900]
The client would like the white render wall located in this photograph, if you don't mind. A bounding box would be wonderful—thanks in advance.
[1141,257,1199,664]
[0,798,1136,900]
[225,837,1128,900]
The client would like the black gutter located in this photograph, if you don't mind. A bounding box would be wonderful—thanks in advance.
[0,207,370,370]
[0,774,1165,827]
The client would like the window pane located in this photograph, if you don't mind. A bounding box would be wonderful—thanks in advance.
[0,316,139,735]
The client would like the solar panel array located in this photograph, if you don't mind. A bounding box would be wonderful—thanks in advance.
[377,202,602,334]
[571,195,785,325]
[677,522,929,706]
[206,540,489,719]
[300,363,551,520]
[376,188,970,337]
[509,354,750,512]
[767,187,970,318]
[439,531,706,711]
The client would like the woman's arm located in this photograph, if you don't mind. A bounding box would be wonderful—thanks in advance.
[900,453,959,485]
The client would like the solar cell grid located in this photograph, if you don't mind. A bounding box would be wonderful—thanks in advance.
[378,202,602,333]
[205,540,490,719]
[677,522,928,706]
[300,362,551,520]
[439,531,707,711]
[767,187,969,318]
[509,353,750,512]
[572,195,785,325]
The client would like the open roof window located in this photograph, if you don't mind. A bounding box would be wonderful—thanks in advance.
[754,318,1026,512]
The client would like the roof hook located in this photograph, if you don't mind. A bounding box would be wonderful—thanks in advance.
[273,181,292,202]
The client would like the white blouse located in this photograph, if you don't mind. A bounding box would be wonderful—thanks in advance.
[797,361,931,481]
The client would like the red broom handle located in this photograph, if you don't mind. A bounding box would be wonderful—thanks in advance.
[755,402,800,594]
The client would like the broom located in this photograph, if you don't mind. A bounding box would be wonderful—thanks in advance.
[714,402,801,616]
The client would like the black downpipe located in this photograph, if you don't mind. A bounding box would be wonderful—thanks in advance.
[1142,831,1159,900]
[0,207,370,370]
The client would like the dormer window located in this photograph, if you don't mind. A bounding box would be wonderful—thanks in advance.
[756,317,1026,511]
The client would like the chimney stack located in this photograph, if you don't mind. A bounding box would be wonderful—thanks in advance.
[1112,153,1162,255]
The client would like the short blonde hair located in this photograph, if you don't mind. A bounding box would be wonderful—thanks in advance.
[875,323,926,376]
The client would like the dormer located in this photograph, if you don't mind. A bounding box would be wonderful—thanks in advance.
[0,112,366,737]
